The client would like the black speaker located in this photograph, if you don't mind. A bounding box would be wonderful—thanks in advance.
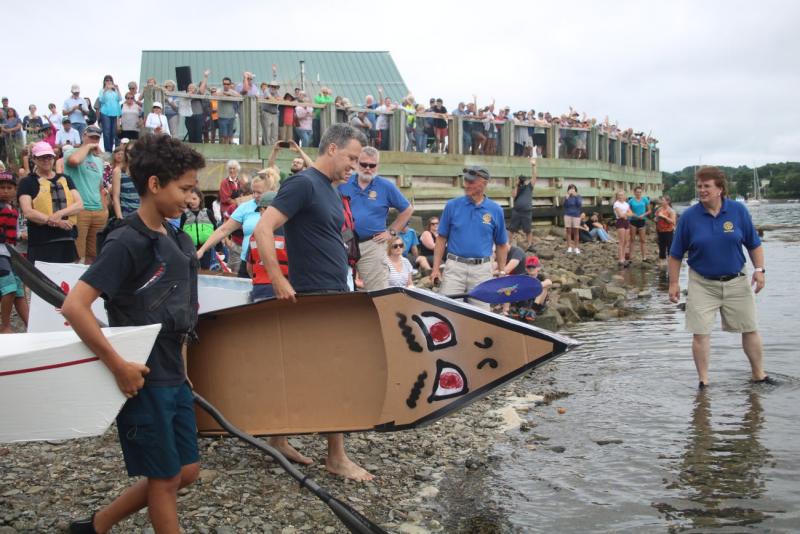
[176,66,192,91]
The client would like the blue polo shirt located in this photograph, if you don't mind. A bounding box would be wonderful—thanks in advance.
[439,195,507,258]
[338,175,410,239]
[670,198,761,278]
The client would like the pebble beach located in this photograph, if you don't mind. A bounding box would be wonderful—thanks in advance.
[1,227,649,533]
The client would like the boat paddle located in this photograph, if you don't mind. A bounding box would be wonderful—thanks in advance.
[445,274,543,304]
[9,246,388,534]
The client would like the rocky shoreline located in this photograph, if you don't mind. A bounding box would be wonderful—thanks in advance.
[1,228,648,533]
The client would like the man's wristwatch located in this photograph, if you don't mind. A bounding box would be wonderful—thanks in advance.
[388,229,397,237]
[754,267,765,274]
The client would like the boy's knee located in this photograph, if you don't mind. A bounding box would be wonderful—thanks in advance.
[180,462,200,487]
[148,473,182,494]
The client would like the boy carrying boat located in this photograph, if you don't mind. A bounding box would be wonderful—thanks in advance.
[62,135,205,534]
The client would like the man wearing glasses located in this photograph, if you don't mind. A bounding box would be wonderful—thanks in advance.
[338,146,413,290]
[431,165,509,310]
[217,77,239,144]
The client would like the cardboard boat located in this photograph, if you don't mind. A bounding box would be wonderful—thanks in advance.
[27,261,252,333]
[0,324,161,443]
[189,287,579,436]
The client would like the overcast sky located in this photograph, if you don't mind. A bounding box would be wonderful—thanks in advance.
[6,0,798,171]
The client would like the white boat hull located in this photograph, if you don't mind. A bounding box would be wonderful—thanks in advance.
[0,324,161,443]
[27,262,252,333]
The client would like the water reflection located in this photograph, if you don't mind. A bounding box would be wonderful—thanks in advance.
[655,389,772,530]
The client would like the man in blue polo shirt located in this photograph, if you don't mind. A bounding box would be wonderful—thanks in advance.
[432,165,509,310]
[667,166,771,388]
[338,146,414,291]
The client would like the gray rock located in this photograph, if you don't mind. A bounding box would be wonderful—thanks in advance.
[550,446,566,453]
[573,288,594,300]
[594,438,624,446]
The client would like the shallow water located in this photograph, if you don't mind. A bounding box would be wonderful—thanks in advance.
[443,202,800,533]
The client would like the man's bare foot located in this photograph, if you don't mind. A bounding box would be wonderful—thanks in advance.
[267,436,313,465]
[326,456,374,481]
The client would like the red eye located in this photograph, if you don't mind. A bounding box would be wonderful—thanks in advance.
[429,321,451,343]
[439,370,463,390]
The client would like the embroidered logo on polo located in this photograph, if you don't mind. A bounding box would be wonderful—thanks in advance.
[723,221,734,233]
[411,311,457,351]
[368,191,378,200]
[482,213,492,224]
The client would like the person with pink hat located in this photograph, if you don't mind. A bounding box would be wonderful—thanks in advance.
[17,141,83,264]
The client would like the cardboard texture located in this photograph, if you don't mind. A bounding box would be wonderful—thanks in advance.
[189,287,577,436]
[0,325,161,443]
[28,262,252,333]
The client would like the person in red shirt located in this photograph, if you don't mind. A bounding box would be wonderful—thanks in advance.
[0,171,29,332]
[246,192,287,301]
[218,160,244,216]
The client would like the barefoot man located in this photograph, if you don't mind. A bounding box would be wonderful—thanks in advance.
[253,123,373,481]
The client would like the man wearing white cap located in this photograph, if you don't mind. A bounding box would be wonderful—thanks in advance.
[63,84,89,137]
[144,102,170,136]
[431,165,509,310]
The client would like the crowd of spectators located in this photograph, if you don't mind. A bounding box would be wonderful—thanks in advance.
[0,69,658,176]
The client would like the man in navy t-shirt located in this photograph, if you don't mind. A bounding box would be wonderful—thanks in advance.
[253,123,375,482]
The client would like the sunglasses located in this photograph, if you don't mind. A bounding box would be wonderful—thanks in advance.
[391,243,404,249]
[359,162,377,169]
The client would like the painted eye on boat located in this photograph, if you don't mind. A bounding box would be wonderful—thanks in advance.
[412,311,458,351]
[428,359,469,402]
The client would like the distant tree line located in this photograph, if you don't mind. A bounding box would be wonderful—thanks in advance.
[662,162,800,202]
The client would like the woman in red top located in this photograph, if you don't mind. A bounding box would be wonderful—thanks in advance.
[654,195,677,269]
[280,93,295,144]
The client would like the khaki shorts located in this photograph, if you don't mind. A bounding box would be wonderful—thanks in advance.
[685,269,758,335]
[564,215,582,229]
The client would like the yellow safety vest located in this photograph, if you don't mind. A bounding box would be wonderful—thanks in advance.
[32,174,77,225]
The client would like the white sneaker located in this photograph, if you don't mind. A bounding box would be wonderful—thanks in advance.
[575,248,581,254]
[567,247,574,253]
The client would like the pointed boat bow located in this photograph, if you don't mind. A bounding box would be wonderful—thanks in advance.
[368,287,579,431]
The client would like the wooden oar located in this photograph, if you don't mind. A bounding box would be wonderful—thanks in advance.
[9,246,388,534]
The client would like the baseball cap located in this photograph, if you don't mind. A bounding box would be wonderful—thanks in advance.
[267,80,280,87]
[70,84,80,93]
[62,116,71,123]
[151,101,163,108]
[85,125,102,137]
[525,256,540,268]
[257,191,277,209]
[463,165,490,181]
[32,141,56,158]
[0,171,15,185]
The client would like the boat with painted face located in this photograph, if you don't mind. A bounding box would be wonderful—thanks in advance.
[189,287,579,436]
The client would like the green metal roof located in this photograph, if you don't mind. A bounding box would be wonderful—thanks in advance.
[140,50,409,103]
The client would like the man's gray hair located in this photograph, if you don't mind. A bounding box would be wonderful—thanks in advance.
[319,123,368,154]
[361,146,380,161]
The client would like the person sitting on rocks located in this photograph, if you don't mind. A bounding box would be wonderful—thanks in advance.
[588,212,613,242]
[397,221,431,274]
[510,255,552,322]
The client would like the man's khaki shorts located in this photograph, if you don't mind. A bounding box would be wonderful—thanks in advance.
[685,269,758,335]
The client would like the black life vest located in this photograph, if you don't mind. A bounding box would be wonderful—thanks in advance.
[97,213,199,342]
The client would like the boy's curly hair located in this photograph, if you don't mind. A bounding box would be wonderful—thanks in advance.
[128,135,205,196]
